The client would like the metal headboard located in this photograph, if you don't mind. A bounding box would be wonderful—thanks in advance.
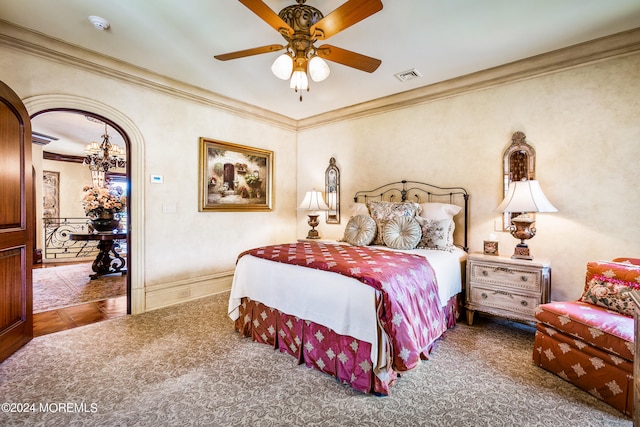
[353,180,469,252]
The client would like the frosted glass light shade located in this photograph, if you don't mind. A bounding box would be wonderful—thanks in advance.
[289,70,309,90]
[308,56,330,82]
[496,180,558,213]
[271,54,293,80]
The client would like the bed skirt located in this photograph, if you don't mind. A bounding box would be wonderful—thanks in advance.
[234,294,460,395]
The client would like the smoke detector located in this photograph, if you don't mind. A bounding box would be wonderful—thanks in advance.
[394,68,422,82]
[88,16,110,31]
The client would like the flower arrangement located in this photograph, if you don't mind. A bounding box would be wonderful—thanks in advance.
[244,174,260,186]
[82,185,126,218]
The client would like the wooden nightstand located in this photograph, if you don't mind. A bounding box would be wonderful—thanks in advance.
[465,253,551,325]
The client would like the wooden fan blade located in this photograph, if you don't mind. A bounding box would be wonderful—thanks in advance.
[317,45,381,73]
[310,0,383,40]
[239,0,294,36]
[214,44,285,61]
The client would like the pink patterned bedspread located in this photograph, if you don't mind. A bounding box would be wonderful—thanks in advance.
[240,242,447,372]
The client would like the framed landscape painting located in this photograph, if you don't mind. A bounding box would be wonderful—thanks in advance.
[198,138,274,211]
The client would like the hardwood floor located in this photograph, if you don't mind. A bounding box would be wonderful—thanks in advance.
[32,261,127,337]
[33,296,127,337]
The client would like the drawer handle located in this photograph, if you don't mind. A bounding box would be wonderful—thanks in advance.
[520,276,528,282]
[521,300,528,307]
[482,270,489,276]
[481,293,488,299]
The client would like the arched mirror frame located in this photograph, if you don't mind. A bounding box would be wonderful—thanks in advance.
[325,157,340,224]
[502,131,535,229]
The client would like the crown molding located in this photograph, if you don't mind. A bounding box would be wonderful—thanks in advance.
[297,27,640,130]
[1,20,639,133]
[0,20,297,131]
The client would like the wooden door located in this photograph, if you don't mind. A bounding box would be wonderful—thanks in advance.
[0,80,33,362]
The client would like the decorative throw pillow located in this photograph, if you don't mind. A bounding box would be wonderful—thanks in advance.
[584,261,640,294]
[419,202,462,220]
[343,214,377,246]
[382,216,421,250]
[415,217,455,251]
[580,275,640,317]
[367,201,421,245]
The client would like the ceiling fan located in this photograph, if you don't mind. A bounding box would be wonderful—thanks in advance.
[214,0,383,101]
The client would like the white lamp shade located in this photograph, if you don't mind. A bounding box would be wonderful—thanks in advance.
[289,69,309,90]
[298,190,329,212]
[308,56,330,82]
[496,180,558,213]
[271,54,293,80]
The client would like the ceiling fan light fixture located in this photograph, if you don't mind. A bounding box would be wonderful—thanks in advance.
[289,69,308,91]
[308,56,330,82]
[271,53,293,80]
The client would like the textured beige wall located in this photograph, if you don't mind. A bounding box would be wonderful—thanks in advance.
[1,45,298,289]
[298,53,640,301]
[3,28,639,309]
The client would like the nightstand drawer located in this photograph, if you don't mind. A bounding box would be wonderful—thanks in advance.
[470,262,541,293]
[468,286,538,317]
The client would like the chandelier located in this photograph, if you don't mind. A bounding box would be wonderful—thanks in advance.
[83,120,126,188]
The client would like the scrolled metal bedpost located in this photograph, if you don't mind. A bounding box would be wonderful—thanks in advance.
[463,193,469,252]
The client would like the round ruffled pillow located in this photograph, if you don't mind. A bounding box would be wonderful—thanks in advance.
[343,214,377,246]
[383,216,421,250]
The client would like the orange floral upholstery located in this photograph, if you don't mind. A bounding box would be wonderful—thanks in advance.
[535,301,634,359]
[612,257,640,266]
[584,260,640,294]
[533,258,639,416]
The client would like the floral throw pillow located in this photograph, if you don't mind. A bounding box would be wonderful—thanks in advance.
[415,217,455,252]
[580,275,640,317]
[367,201,421,246]
[584,261,640,294]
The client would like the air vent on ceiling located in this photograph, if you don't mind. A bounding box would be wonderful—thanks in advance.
[394,68,422,82]
[32,132,59,146]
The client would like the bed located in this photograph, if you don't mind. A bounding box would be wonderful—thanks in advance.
[229,180,469,394]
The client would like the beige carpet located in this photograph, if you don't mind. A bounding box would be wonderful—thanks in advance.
[32,262,126,313]
[0,291,632,426]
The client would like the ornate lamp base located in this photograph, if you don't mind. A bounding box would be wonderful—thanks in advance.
[512,242,533,260]
[306,213,321,239]
[509,215,536,260]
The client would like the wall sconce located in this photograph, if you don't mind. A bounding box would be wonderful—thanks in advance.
[298,189,329,239]
[496,179,557,260]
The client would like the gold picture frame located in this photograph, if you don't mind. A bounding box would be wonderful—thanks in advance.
[198,138,274,211]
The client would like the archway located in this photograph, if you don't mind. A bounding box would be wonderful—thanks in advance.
[24,95,145,314]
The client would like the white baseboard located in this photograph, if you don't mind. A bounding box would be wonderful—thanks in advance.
[145,270,233,312]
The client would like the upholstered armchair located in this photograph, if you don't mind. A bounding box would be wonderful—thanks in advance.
[533,258,640,416]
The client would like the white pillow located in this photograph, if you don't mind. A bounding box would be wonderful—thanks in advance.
[349,202,370,217]
[383,216,421,250]
[419,203,461,220]
[343,214,377,246]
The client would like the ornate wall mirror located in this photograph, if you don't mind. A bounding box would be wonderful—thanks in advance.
[325,157,340,224]
[502,131,535,229]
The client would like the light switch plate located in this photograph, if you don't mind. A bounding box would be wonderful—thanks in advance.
[162,203,177,214]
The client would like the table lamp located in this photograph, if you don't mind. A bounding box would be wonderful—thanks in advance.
[496,179,557,260]
[298,189,329,239]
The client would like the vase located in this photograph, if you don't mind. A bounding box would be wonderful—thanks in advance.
[91,213,120,233]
